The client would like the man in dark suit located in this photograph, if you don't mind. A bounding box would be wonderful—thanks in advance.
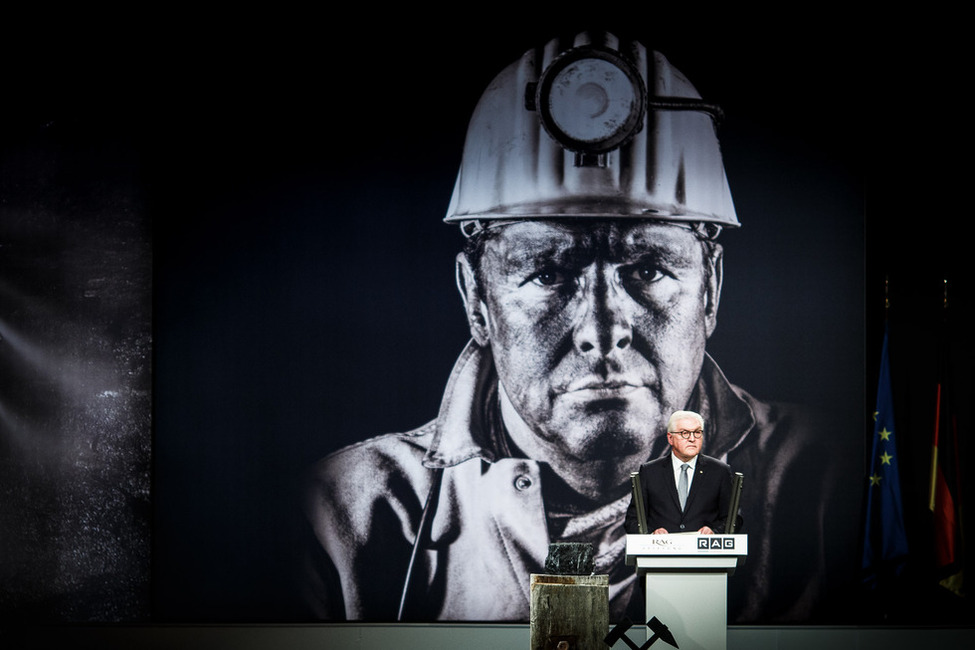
[625,410,740,535]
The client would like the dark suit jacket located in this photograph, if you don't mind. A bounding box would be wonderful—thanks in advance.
[624,453,741,534]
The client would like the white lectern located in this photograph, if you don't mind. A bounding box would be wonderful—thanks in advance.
[625,534,747,650]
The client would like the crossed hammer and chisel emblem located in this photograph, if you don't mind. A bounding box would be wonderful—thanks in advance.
[604,616,679,649]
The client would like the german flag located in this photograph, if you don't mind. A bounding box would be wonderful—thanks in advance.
[929,290,964,596]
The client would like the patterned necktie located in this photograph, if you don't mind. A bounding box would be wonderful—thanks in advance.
[678,463,689,511]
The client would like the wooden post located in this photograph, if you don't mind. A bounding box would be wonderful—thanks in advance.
[529,574,609,650]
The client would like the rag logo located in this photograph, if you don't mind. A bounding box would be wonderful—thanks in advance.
[698,537,735,550]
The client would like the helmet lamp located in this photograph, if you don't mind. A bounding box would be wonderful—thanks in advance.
[532,46,646,156]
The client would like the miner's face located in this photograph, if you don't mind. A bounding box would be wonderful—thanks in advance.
[458,220,722,466]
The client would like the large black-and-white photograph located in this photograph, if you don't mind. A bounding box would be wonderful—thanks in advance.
[296,29,859,624]
[5,8,973,642]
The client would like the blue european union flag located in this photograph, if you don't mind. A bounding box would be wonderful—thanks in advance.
[862,323,909,586]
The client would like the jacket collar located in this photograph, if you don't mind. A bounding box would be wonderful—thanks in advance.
[688,354,756,461]
[423,342,506,468]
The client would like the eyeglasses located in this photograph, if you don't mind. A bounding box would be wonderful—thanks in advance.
[669,429,704,440]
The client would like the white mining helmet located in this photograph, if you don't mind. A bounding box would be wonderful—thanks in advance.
[444,31,739,237]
